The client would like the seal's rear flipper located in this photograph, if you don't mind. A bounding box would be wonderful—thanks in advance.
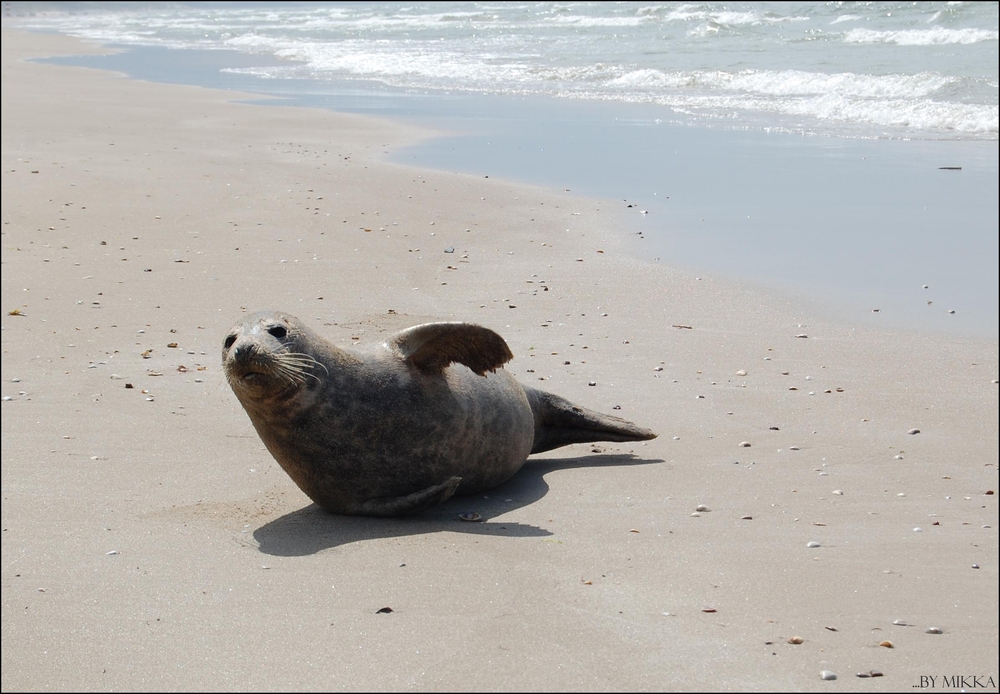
[524,387,657,454]
[351,476,463,517]
[387,322,513,376]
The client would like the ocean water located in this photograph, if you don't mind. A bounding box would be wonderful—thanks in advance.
[5,2,999,337]
[8,1,998,140]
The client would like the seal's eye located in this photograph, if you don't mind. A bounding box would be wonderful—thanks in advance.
[223,335,236,349]
[268,326,288,339]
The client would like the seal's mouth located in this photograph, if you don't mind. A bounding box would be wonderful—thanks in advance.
[224,361,272,387]
[240,369,279,385]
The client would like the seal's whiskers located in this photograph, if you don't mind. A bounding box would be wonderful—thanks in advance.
[272,350,327,385]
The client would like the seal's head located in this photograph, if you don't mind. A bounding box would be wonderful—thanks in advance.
[222,311,327,401]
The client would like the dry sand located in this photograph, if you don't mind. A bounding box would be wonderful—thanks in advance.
[2,29,997,692]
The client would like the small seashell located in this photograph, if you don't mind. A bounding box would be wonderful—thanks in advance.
[806,541,821,548]
[832,490,843,495]
[893,619,907,626]
[925,626,943,634]
[879,640,893,648]
[788,636,803,644]
[376,607,393,614]
[869,670,883,678]
[701,607,716,613]
[820,670,837,681]
[739,441,751,448]
[825,626,838,632]
[908,428,920,435]
[458,512,482,522]
[695,504,710,512]
[736,370,747,376]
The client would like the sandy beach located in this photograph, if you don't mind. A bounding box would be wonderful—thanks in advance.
[2,28,997,692]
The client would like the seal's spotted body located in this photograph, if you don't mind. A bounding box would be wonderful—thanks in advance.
[223,311,656,516]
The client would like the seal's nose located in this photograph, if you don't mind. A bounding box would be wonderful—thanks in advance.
[233,342,257,362]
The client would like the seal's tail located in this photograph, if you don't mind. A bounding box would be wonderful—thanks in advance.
[523,387,657,454]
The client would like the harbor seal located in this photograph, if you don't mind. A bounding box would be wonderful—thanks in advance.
[223,311,656,516]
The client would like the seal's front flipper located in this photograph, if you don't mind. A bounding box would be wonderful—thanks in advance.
[352,476,463,517]
[387,323,513,376]
[524,387,657,454]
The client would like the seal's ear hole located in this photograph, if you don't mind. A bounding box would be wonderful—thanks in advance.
[268,326,288,339]
[223,335,236,349]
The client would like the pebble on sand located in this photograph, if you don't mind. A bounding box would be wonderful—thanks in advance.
[820,671,837,681]
[908,428,921,435]
[925,627,943,634]
[807,541,821,548]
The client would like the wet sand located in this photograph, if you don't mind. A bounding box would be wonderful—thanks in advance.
[2,29,997,692]
[37,42,1000,337]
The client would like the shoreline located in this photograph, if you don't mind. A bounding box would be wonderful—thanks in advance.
[2,28,997,692]
[25,35,1000,340]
